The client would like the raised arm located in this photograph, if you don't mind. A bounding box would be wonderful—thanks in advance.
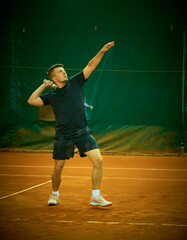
[83,41,114,79]
[27,80,54,106]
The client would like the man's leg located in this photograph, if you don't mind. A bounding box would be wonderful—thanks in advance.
[52,160,66,191]
[85,149,112,206]
[48,160,66,206]
[85,149,103,190]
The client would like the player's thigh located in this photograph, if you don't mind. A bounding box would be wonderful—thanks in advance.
[75,134,99,157]
[53,138,74,160]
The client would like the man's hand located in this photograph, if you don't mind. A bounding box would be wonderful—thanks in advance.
[101,41,115,53]
[43,79,56,88]
[83,41,115,79]
[28,79,55,106]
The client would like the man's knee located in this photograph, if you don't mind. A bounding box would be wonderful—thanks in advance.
[53,160,65,175]
[93,155,103,169]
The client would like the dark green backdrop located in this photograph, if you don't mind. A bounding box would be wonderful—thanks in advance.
[0,0,186,154]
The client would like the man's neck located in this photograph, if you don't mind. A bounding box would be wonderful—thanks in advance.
[55,80,68,89]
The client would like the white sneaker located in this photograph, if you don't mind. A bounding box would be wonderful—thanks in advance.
[48,194,59,206]
[90,195,112,207]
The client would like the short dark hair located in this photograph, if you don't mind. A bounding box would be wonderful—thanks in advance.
[47,64,64,79]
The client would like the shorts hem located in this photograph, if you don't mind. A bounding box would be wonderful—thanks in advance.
[80,146,99,157]
[53,156,72,160]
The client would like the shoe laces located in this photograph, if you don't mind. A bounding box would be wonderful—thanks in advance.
[50,194,58,200]
[92,195,105,202]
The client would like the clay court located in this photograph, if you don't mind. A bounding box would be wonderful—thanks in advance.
[0,151,187,240]
[1,0,186,239]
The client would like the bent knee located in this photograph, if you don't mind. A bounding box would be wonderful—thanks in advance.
[93,156,103,169]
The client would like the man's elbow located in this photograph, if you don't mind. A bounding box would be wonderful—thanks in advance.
[27,98,33,105]
[27,98,43,106]
[83,63,95,79]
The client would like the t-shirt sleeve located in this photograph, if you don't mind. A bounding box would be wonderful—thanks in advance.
[40,93,50,106]
[70,71,87,87]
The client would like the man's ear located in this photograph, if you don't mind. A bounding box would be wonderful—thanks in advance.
[51,76,55,82]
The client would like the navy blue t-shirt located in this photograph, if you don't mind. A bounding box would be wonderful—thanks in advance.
[40,71,92,138]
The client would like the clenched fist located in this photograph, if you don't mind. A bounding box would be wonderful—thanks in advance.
[43,79,56,88]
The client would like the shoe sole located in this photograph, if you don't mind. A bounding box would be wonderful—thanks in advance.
[48,202,58,206]
[90,202,112,207]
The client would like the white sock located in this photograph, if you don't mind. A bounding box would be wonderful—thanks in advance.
[92,190,100,198]
[53,191,59,197]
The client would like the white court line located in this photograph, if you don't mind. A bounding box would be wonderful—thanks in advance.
[87,221,187,227]
[45,220,74,223]
[1,165,187,172]
[0,180,51,200]
[0,173,187,182]
[127,222,187,227]
[0,174,51,177]
[8,218,187,227]
[87,221,121,225]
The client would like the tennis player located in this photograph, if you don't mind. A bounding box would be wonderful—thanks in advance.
[28,41,114,206]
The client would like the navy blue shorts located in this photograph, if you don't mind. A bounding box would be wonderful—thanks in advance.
[53,134,99,160]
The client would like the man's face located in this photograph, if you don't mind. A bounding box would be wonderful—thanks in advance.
[52,67,68,83]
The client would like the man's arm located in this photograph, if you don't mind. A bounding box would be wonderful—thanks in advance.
[83,41,114,79]
[27,80,53,106]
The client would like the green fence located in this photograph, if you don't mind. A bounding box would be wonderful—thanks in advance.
[0,0,186,154]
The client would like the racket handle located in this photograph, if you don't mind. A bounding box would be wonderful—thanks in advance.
[84,103,93,110]
[44,79,57,88]
[52,83,57,89]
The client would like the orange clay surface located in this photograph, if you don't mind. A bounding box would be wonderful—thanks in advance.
[0,152,187,240]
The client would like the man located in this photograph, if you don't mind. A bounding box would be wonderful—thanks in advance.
[28,41,114,207]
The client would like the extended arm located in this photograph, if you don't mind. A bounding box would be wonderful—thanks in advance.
[27,80,53,106]
[83,41,114,79]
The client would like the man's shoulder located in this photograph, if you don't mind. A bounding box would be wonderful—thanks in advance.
[70,71,86,86]
[70,71,84,80]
